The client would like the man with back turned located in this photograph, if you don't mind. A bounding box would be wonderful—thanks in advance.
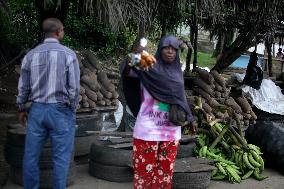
[17,17,80,189]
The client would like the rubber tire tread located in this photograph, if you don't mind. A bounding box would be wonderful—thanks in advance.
[74,135,91,157]
[10,162,76,188]
[89,143,132,166]
[4,143,53,169]
[89,160,133,182]
[176,142,196,159]
[172,171,211,189]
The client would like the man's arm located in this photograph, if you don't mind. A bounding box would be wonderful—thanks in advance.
[17,56,31,111]
[17,56,31,126]
[67,54,80,111]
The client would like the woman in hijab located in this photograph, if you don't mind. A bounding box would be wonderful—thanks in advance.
[121,35,195,189]
[242,51,263,90]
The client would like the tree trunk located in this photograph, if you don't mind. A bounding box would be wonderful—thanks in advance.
[161,24,167,38]
[185,44,193,73]
[192,0,198,71]
[190,25,194,44]
[213,32,225,58]
[265,40,273,77]
[212,25,259,72]
[185,20,194,73]
[193,24,198,71]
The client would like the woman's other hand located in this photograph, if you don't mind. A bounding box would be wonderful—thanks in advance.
[189,120,197,135]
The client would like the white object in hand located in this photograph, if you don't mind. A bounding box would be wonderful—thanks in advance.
[140,38,147,47]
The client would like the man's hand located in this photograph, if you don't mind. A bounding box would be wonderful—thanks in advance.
[19,112,28,127]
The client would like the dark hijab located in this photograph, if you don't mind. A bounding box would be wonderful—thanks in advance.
[121,35,194,122]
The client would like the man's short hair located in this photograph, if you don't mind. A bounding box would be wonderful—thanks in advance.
[42,18,63,34]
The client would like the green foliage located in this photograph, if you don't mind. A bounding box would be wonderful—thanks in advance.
[195,52,216,68]
[60,3,135,57]
[0,0,192,60]
[180,50,216,69]
[0,0,39,49]
[0,1,134,59]
[155,0,191,35]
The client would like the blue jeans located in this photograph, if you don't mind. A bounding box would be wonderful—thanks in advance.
[23,103,75,189]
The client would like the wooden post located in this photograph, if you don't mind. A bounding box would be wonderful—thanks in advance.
[193,0,198,71]
[272,43,275,57]
[265,40,273,77]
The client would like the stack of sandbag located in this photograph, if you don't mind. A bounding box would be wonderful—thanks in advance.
[188,67,257,128]
[77,51,119,111]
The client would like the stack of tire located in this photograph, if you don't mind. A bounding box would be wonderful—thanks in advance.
[246,109,284,175]
[173,157,215,189]
[74,112,102,157]
[4,124,76,188]
[0,138,9,187]
[88,141,133,182]
[176,139,196,159]
[0,113,17,187]
[88,137,196,182]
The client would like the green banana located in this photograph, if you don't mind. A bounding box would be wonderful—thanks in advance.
[227,165,242,175]
[202,146,208,157]
[248,144,262,154]
[197,135,206,147]
[230,164,241,170]
[199,147,203,157]
[211,174,226,180]
[216,163,227,176]
[253,168,268,181]
[225,166,241,183]
[211,169,218,177]
[214,123,223,133]
[242,170,254,180]
[238,151,243,165]
[232,145,241,150]
[206,151,219,159]
[258,156,265,171]
[235,151,240,166]
[218,158,236,165]
[194,96,202,109]
[194,147,199,156]
[229,148,235,162]
[250,150,260,162]
[243,152,255,170]
[248,153,261,168]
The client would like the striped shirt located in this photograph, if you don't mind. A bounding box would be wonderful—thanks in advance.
[17,38,80,111]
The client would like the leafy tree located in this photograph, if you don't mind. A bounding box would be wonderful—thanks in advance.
[199,0,284,72]
[0,0,38,61]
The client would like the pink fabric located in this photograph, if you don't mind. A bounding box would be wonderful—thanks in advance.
[133,85,181,141]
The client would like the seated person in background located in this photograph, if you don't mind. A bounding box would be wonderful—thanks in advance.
[242,51,263,90]
[276,48,283,58]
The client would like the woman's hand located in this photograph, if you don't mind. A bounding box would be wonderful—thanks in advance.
[129,45,156,71]
[189,120,197,135]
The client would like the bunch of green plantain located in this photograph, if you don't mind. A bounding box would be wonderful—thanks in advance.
[232,144,267,181]
[193,97,268,183]
[195,122,268,183]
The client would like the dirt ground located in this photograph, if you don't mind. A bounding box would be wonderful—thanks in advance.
[3,164,284,189]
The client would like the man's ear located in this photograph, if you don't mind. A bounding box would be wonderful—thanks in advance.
[55,30,61,37]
